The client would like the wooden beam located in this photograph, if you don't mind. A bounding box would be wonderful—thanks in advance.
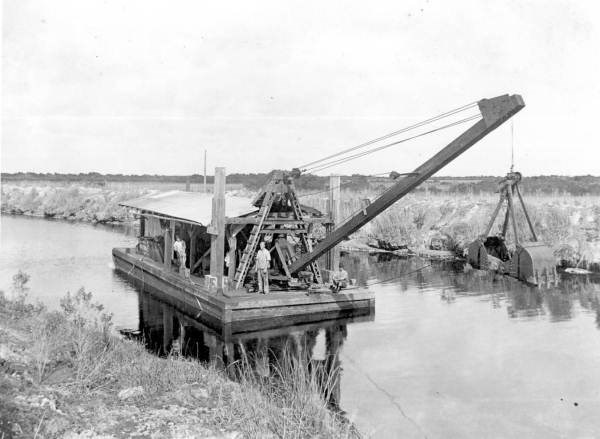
[163,220,174,269]
[209,167,226,291]
[189,227,196,274]
[258,229,307,235]
[274,242,292,278]
[139,215,146,237]
[226,217,332,225]
[326,174,341,272]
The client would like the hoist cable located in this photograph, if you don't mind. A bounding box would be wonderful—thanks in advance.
[296,172,417,199]
[510,119,515,172]
[306,114,482,174]
[298,101,478,171]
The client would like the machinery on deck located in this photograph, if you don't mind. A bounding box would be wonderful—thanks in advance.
[467,171,557,285]
[230,93,548,290]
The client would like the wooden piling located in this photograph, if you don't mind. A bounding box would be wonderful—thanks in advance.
[227,233,237,284]
[210,167,226,291]
[139,215,146,237]
[163,220,174,269]
[326,175,341,272]
[162,304,173,354]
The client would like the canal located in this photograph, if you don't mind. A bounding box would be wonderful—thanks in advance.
[1,214,600,438]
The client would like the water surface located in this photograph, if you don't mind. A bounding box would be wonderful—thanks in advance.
[2,214,600,438]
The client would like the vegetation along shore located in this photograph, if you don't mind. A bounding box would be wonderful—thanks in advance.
[0,272,357,439]
[2,179,600,271]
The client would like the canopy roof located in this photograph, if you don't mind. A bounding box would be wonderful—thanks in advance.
[119,190,255,226]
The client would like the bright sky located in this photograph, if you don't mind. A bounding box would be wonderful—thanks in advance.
[2,0,599,176]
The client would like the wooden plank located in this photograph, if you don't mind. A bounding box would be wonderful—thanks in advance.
[210,167,226,290]
[226,217,332,225]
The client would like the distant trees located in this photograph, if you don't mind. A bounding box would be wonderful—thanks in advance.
[2,172,600,195]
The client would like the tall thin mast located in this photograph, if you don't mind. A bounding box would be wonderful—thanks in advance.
[203,149,207,193]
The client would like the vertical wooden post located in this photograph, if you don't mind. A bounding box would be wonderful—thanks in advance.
[189,227,196,275]
[210,167,226,291]
[227,231,237,284]
[162,304,173,355]
[326,175,341,272]
[139,215,146,237]
[203,149,207,193]
[179,321,186,355]
[163,220,174,269]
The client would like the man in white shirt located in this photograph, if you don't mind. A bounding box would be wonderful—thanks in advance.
[173,235,186,274]
[255,241,271,294]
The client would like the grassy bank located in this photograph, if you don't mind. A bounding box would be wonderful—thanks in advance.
[301,190,600,270]
[0,185,147,224]
[0,272,357,439]
[3,182,599,269]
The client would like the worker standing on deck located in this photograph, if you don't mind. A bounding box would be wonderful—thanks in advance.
[173,235,186,275]
[255,241,271,294]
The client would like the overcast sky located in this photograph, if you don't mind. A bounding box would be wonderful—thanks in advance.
[2,0,599,176]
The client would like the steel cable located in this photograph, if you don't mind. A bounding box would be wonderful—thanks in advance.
[306,114,481,174]
[298,101,478,171]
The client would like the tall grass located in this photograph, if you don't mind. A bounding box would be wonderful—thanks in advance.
[218,345,353,438]
[300,189,600,265]
[0,273,358,438]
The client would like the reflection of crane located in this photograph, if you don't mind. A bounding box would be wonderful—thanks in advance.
[233,94,525,289]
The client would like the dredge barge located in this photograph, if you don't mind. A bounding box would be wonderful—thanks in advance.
[114,93,526,326]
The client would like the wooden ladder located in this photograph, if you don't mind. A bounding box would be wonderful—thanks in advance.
[289,190,323,284]
[233,192,274,289]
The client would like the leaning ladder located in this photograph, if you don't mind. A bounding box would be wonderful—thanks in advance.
[289,190,323,284]
[233,192,274,289]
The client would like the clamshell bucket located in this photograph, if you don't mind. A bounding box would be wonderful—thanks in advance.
[468,237,509,272]
[507,242,557,285]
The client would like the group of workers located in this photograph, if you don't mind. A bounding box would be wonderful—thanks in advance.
[172,235,349,294]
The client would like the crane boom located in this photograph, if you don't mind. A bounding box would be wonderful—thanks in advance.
[288,93,525,275]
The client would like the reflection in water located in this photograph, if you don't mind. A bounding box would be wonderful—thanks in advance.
[346,251,600,326]
[135,287,371,411]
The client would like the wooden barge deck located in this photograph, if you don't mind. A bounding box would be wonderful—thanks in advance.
[113,247,374,329]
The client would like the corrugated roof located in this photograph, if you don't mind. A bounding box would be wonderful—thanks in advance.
[119,190,256,225]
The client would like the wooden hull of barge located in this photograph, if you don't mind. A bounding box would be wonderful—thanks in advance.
[112,248,375,330]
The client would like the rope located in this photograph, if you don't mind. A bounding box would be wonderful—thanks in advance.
[305,114,481,174]
[510,119,515,172]
[296,172,412,199]
[298,100,478,171]
[341,353,429,438]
